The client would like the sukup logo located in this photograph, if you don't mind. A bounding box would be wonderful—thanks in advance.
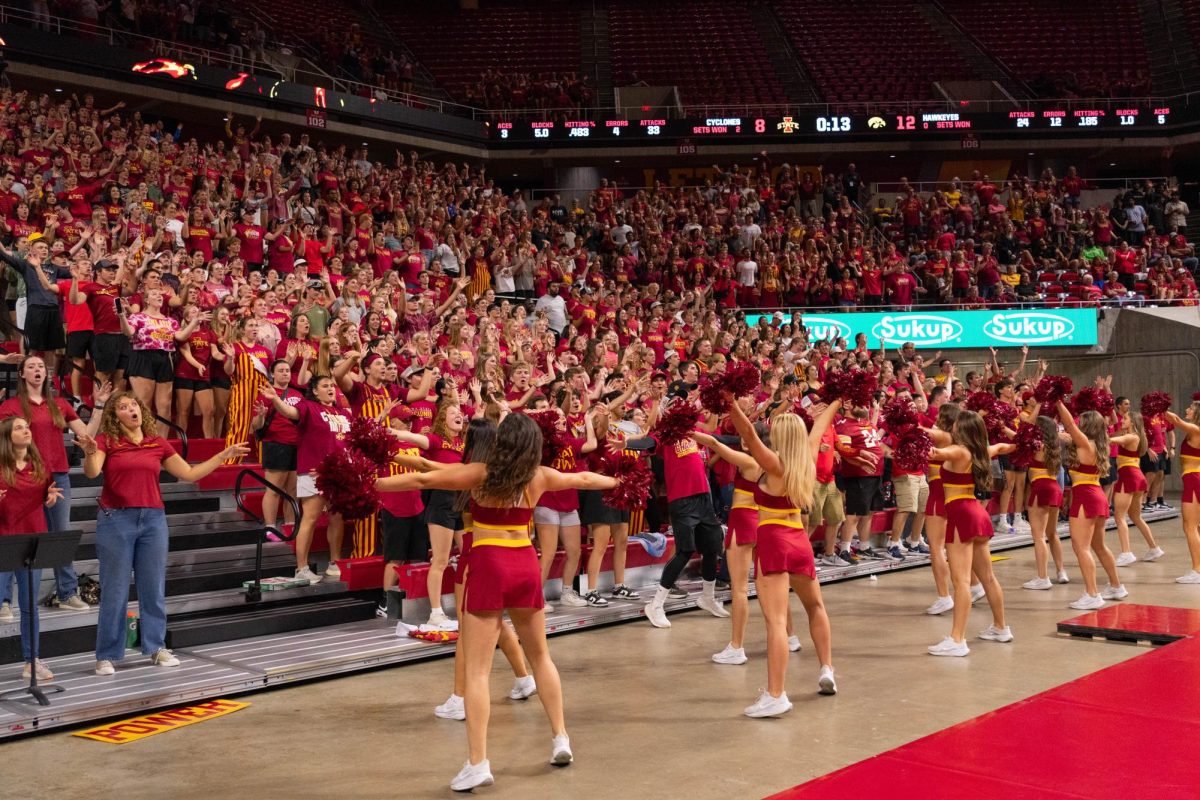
[802,316,852,342]
[872,315,963,345]
[984,312,1075,344]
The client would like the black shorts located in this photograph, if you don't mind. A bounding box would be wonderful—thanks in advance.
[260,441,297,472]
[423,489,463,530]
[126,349,175,383]
[842,475,883,516]
[998,454,1026,474]
[1140,451,1170,475]
[1100,456,1119,487]
[211,374,232,390]
[66,330,93,359]
[173,376,211,392]
[579,488,629,526]
[666,493,723,554]
[382,510,430,562]
[24,305,65,351]
[91,333,129,374]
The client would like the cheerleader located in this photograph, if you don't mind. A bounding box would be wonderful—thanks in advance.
[222,317,273,464]
[376,413,619,791]
[580,405,639,607]
[1022,415,1068,590]
[1163,402,1200,583]
[1111,411,1163,565]
[722,397,839,714]
[926,410,1011,657]
[1057,403,1127,610]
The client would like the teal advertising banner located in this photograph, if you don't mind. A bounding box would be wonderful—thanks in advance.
[743,308,1098,349]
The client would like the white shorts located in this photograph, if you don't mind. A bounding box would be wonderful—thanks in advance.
[296,474,320,499]
[533,506,581,527]
[15,296,27,330]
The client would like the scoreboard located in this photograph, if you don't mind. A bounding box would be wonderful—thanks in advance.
[488,104,1187,146]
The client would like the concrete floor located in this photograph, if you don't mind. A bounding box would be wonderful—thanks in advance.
[7,518,1199,800]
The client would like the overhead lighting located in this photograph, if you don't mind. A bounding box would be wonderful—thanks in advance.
[1109,162,1117,166]
[889,154,896,159]
[54,88,63,93]
[614,159,621,163]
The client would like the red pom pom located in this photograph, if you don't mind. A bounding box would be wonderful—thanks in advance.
[345,416,401,468]
[881,397,918,432]
[1072,387,1115,417]
[316,448,382,521]
[1034,375,1073,405]
[966,391,996,413]
[1011,423,1045,469]
[698,361,761,414]
[821,368,875,408]
[791,402,814,431]
[1140,391,1172,418]
[1192,392,1200,403]
[652,400,702,448]
[601,451,652,511]
[893,428,933,472]
[528,410,568,466]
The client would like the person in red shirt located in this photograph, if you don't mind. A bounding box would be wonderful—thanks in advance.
[70,257,128,389]
[233,207,266,270]
[79,388,248,676]
[251,360,304,531]
[833,403,885,561]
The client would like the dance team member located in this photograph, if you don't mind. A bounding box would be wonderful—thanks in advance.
[1164,402,1200,584]
[1022,415,1068,590]
[580,403,639,606]
[1110,411,1163,565]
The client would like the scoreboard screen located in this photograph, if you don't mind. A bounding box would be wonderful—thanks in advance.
[488,105,1185,145]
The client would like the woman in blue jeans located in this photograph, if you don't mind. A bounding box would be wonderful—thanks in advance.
[0,417,64,681]
[78,388,248,676]
[0,355,92,618]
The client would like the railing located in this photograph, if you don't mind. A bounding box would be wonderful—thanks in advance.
[234,469,300,604]
[153,414,188,462]
[873,176,1179,196]
[736,296,1194,315]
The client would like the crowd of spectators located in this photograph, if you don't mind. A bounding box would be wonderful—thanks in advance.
[461,70,595,113]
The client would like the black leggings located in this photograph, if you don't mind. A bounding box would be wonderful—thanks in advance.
[659,547,718,588]
[659,493,723,588]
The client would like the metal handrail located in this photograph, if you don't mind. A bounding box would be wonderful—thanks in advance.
[153,414,188,462]
[234,468,301,603]
[736,296,1195,315]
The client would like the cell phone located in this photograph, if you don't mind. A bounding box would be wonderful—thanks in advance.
[114,297,124,315]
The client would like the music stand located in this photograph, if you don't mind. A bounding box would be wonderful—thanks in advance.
[0,530,82,706]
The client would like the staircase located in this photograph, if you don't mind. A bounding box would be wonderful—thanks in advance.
[581,0,615,108]
[919,0,1032,99]
[749,2,821,103]
[1139,0,1200,95]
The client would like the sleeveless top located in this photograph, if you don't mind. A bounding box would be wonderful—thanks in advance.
[1028,457,1056,483]
[1116,445,1140,471]
[732,473,759,508]
[1181,441,1200,475]
[1068,462,1101,487]
[941,465,978,505]
[468,496,534,545]
[927,458,943,486]
[753,480,804,530]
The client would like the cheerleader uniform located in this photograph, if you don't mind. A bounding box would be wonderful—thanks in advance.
[724,473,760,549]
[752,482,816,579]
[461,498,542,613]
[1113,445,1148,495]
[924,459,946,517]
[1067,463,1108,518]
[942,466,993,543]
[1180,441,1200,503]
[1027,459,1063,508]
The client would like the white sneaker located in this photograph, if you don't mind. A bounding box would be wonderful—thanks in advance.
[788,635,803,652]
[1069,593,1106,610]
[450,760,493,792]
[925,596,954,615]
[1115,552,1137,567]
[970,584,986,604]
[558,588,588,607]
[1056,570,1071,584]
[928,636,970,657]
[1101,584,1129,600]
[744,689,793,718]
[427,608,459,631]
[820,554,842,568]
[0,601,11,622]
[550,733,573,765]
[817,665,837,695]
[294,566,323,585]
[645,600,671,628]
[58,594,90,610]
[712,643,748,665]
[22,659,53,681]
[1142,547,1165,562]
[95,659,115,676]
[1023,576,1052,590]
[1176,570,1200,584]
[150,649,180,667]
[435,693,466,720]
[509,675,537,700]
[978,625,1014,643]
[697,592,731,618]
[324,562,341,579]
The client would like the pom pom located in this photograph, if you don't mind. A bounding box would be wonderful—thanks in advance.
[1011,423,1045,469]
[820,368,876,408]
[1192,391,1200,403]
[881,397,918,432]
[1071,387,1115,417]
[1140,391,1172,418]
[652,400,702,448]
[966,391,996,413]
[698,361,761,414]
[791,402,814,431]
[600,451,653,511]
[964,392,1006,439]
[892,428,933,473]
[1034,375,1073,405]
[316,448,382,521]
[528,410,568,466]
[345,415,401,468]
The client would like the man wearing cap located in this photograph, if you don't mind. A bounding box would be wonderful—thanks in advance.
[1,232,69,374]
[70,253,129,390]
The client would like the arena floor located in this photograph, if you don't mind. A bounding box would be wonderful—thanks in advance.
[8,518,1195,799]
